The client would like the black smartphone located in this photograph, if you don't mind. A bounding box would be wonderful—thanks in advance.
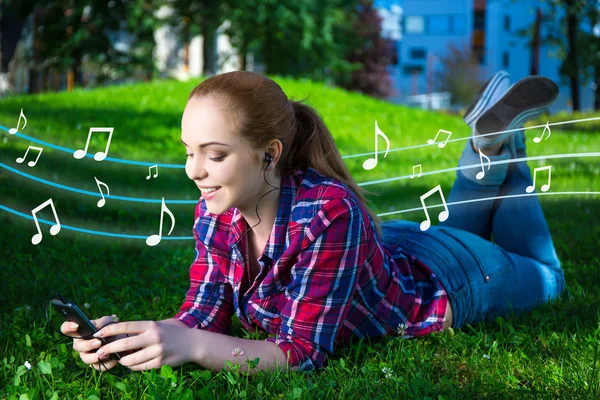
[51,294,121,360]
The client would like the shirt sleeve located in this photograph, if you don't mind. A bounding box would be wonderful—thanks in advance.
[174,201,235,334]
[265,197,366,371]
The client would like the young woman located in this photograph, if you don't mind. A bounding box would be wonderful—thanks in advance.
[62,71,565,374]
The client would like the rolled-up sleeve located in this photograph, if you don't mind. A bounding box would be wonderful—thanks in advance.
[265,198,366,371]
[174,201,234,334]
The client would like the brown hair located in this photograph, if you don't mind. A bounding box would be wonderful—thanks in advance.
[188,71,382,237]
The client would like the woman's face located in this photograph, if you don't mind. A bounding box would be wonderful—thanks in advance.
[181,96,265,215]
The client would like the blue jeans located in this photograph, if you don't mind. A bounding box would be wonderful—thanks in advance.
[380,133,566,329]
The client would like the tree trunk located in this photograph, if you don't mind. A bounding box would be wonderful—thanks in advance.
[183,23,190,72]
[0,2,25,74]
[566,0,580,111]
[239,36,248,71]
[595,66,600,110]
[202,23,217,76]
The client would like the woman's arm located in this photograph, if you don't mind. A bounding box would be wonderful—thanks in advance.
[160,317,288,373]
[96,318,289,374]
[186,328,289,374]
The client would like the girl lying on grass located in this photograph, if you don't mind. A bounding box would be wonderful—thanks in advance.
[62,71,565,374]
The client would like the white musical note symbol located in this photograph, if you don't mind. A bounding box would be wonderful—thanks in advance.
[362,121,391,170]
[411,164,422,179]
[419,184,449,231]
[146,197,176,246]
[533,121,551,143]
[9,108,27,135]
[427,129,452,148]
[146,165,159,180]
[31,198,61,245]
[16,146,43,167]
[476,148,491,180]
[73,127,114,161]
[526,166,552,193]
[94,177,110,208]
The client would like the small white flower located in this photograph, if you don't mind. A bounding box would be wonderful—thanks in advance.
[397,322,407,336]
[434,353,440,357]
[24,361,32,370]
[231,347,245,357]
[483,354,490,360]
[84,303,91,309]
[171,382,177,388]
[381,367,393,379]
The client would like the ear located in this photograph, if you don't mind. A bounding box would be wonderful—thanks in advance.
[266,139,283,168]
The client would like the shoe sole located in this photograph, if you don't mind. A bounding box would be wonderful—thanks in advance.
[464,71,510,126]
[475,76,558,136]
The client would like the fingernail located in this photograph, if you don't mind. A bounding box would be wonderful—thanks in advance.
[92,340,102,348]
[93,330,103,337]
[96,349,104,356]
[70,323,79,329]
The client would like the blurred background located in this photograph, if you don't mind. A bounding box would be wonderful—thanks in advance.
[1,0,598,114]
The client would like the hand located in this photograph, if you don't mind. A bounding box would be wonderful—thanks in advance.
[60,314,126,372]
[92,320,194,371]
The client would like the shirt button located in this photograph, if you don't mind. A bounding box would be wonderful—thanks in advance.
[269,306,278,313]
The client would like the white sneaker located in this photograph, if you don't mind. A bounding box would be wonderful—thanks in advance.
[463,71,511,130]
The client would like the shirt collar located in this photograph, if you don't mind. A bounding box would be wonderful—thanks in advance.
[196,169,305,260]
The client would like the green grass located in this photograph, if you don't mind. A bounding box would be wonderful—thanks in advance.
[1,76,599,399]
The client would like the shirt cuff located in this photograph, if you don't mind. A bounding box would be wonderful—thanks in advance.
[265,333,320,372]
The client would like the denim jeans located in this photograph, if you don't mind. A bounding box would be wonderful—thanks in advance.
[380,133,566,329]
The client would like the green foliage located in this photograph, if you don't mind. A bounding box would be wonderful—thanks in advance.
[1,77,599,398]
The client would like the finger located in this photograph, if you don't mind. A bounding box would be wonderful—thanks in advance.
[96,333,154,358]
[60,321,80,335]
[127,357,161,371]
[73,338,104,354]
[94,321,153,339]
[91,359,118,372]
[91,315,116,330]
[117,344,162,368]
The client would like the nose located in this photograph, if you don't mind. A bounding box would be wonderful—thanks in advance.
[186,156,206,181]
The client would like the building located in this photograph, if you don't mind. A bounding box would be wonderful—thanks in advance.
[375,0,595,113]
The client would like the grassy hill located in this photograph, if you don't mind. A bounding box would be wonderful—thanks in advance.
[1,76,599,399]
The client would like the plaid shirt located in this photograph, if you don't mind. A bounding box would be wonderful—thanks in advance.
[175,167,448,371]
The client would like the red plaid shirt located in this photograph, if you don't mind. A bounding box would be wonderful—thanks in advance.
[175,168,448,371]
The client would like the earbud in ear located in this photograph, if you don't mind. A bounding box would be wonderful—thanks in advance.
[264,152,274,167]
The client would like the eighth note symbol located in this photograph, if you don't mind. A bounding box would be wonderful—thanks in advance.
[147,165,159,179]
[9,108,27,135]
[533,121,551,143]
[146,198,175,246]
[476,148,491,180]
[411,164,422,179]
[16,146,43,167]
[427,129,452,148]
[31,198,61,245]
[419,184,449,231]
[94,177,110,208]
[526,165,552,193]
[73,127,114,161]
[362,121,391,171]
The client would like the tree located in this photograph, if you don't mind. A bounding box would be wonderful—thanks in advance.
[156,0,226,77]
[338,0,395,98]
[435,42,485,107]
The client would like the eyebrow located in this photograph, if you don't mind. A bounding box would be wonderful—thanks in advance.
[180,139,230,149]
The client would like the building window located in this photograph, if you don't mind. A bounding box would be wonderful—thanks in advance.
[474,11,485,30]
[410,47,427,59]
[403,65,424,75]
[451,15,466,34]
[406,16,425,34]
[504,15,510,31]
[503,52,509,68]
[428,15,451,34]
[391,48,399,65]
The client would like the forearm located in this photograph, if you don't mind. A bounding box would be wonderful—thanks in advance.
[189,328,289,374]
[159,317,289,374]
